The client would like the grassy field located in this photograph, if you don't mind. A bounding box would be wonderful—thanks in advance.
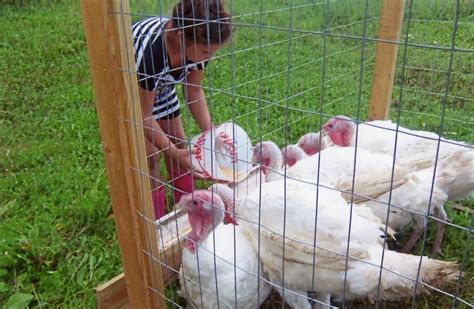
[1,0,473,308]
[1,1,120,308]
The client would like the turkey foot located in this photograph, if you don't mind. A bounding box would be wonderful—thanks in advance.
[401,226,424,253]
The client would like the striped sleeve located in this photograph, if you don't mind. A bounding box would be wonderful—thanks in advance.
[132,17,168,91]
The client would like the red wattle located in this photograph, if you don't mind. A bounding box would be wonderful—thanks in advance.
[330,132,345,147]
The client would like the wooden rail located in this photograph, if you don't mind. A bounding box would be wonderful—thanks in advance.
[80,0,166,307]
[96,210,191,308]
[368,0,406,120]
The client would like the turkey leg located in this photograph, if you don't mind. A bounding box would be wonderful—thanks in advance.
[432,217,446,256]
[401,226,424,253]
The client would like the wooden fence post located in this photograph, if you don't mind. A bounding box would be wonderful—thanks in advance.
[368,0,406,120]
[80,0,166,307]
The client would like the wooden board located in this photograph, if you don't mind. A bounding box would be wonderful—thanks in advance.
[368,0,406,120]
[96,209,191,308]
[80,0,166,307]
[96,273,131,309]
[155,209,191,284]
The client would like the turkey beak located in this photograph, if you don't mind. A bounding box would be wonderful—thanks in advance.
[174,201,184,211]
[251,154,258,164]
[250,147,257,163]
[321,125,329,134]
[174,199,189,212]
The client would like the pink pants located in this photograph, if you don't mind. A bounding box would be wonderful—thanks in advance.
[151,186,165,219]
[152,170,194,220]
[170,170,194,204]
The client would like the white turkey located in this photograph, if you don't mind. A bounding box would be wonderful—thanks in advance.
[211,181,458,308]
[252,141,284,182]
[177,190,272,308]
[297,131,329,155]
[281,144,308,167]
[321,115,474,200]
[254,142,392,237]
[256,141,410,203]
[362,167,450,256]
[258,141,456,255]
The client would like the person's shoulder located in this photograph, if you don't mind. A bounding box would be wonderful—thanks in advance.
[132,16,168,30]
[132,16,170,27]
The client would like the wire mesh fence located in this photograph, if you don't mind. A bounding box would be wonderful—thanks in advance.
[85,0,473,307]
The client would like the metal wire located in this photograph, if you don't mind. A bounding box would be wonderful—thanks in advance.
[341,0,370,306]
[280,0,295,304]
[142,202,472,307]
[309,0,330,306]
[118,0,474,307]
[452,217,474,308]
[130,157,472,234]
[226,0,240,306]
[412,0,463,306]
[256,0,265,305]
[374,1,415,304]
[121,13,474,58]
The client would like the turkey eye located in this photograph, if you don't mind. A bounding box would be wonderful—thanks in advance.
[328,124,333,129]
[193,200,198,206]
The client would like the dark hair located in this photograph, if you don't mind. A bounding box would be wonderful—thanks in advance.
[172,0,233,46]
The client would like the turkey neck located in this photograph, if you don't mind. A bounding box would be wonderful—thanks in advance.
[343,121,357,147]
[187,205,224,252]
[267,147,283,174]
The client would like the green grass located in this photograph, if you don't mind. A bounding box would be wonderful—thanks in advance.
[1,0,473,308]
[1,1,121,307]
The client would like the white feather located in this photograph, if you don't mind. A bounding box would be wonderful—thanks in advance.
[232,179,457,303]
[179,222,272,308]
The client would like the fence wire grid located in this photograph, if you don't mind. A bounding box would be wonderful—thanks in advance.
[111,0,473,308]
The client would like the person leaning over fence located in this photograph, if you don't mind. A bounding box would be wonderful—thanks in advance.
[133,0,233,219]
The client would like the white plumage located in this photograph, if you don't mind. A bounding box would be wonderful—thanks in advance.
[281,144,308,167]
[252,141,285,182]
[287,146,410,202]
[322,115,474,200]
[177,192,271,308]
[212,181,458,307]
[257,141,452,254]
[297,131,329,155]
[257,141,413,203]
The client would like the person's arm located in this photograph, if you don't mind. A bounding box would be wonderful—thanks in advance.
[184,69,212,132]
[139,87,193,170]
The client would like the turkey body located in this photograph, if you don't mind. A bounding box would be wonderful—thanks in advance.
[286,146,410,203]
[179,222,271,308]
[215,180,457,307]
[322,117,474,200]
[254,142,447,253]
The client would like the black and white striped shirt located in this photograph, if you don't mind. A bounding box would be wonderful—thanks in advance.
[132,17,208,118]
[132,16,207,119]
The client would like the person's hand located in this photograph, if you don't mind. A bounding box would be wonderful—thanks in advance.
[166,147,212,180]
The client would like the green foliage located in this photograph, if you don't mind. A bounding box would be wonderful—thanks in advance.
[1,0,472,307]
[3,293,34,309]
